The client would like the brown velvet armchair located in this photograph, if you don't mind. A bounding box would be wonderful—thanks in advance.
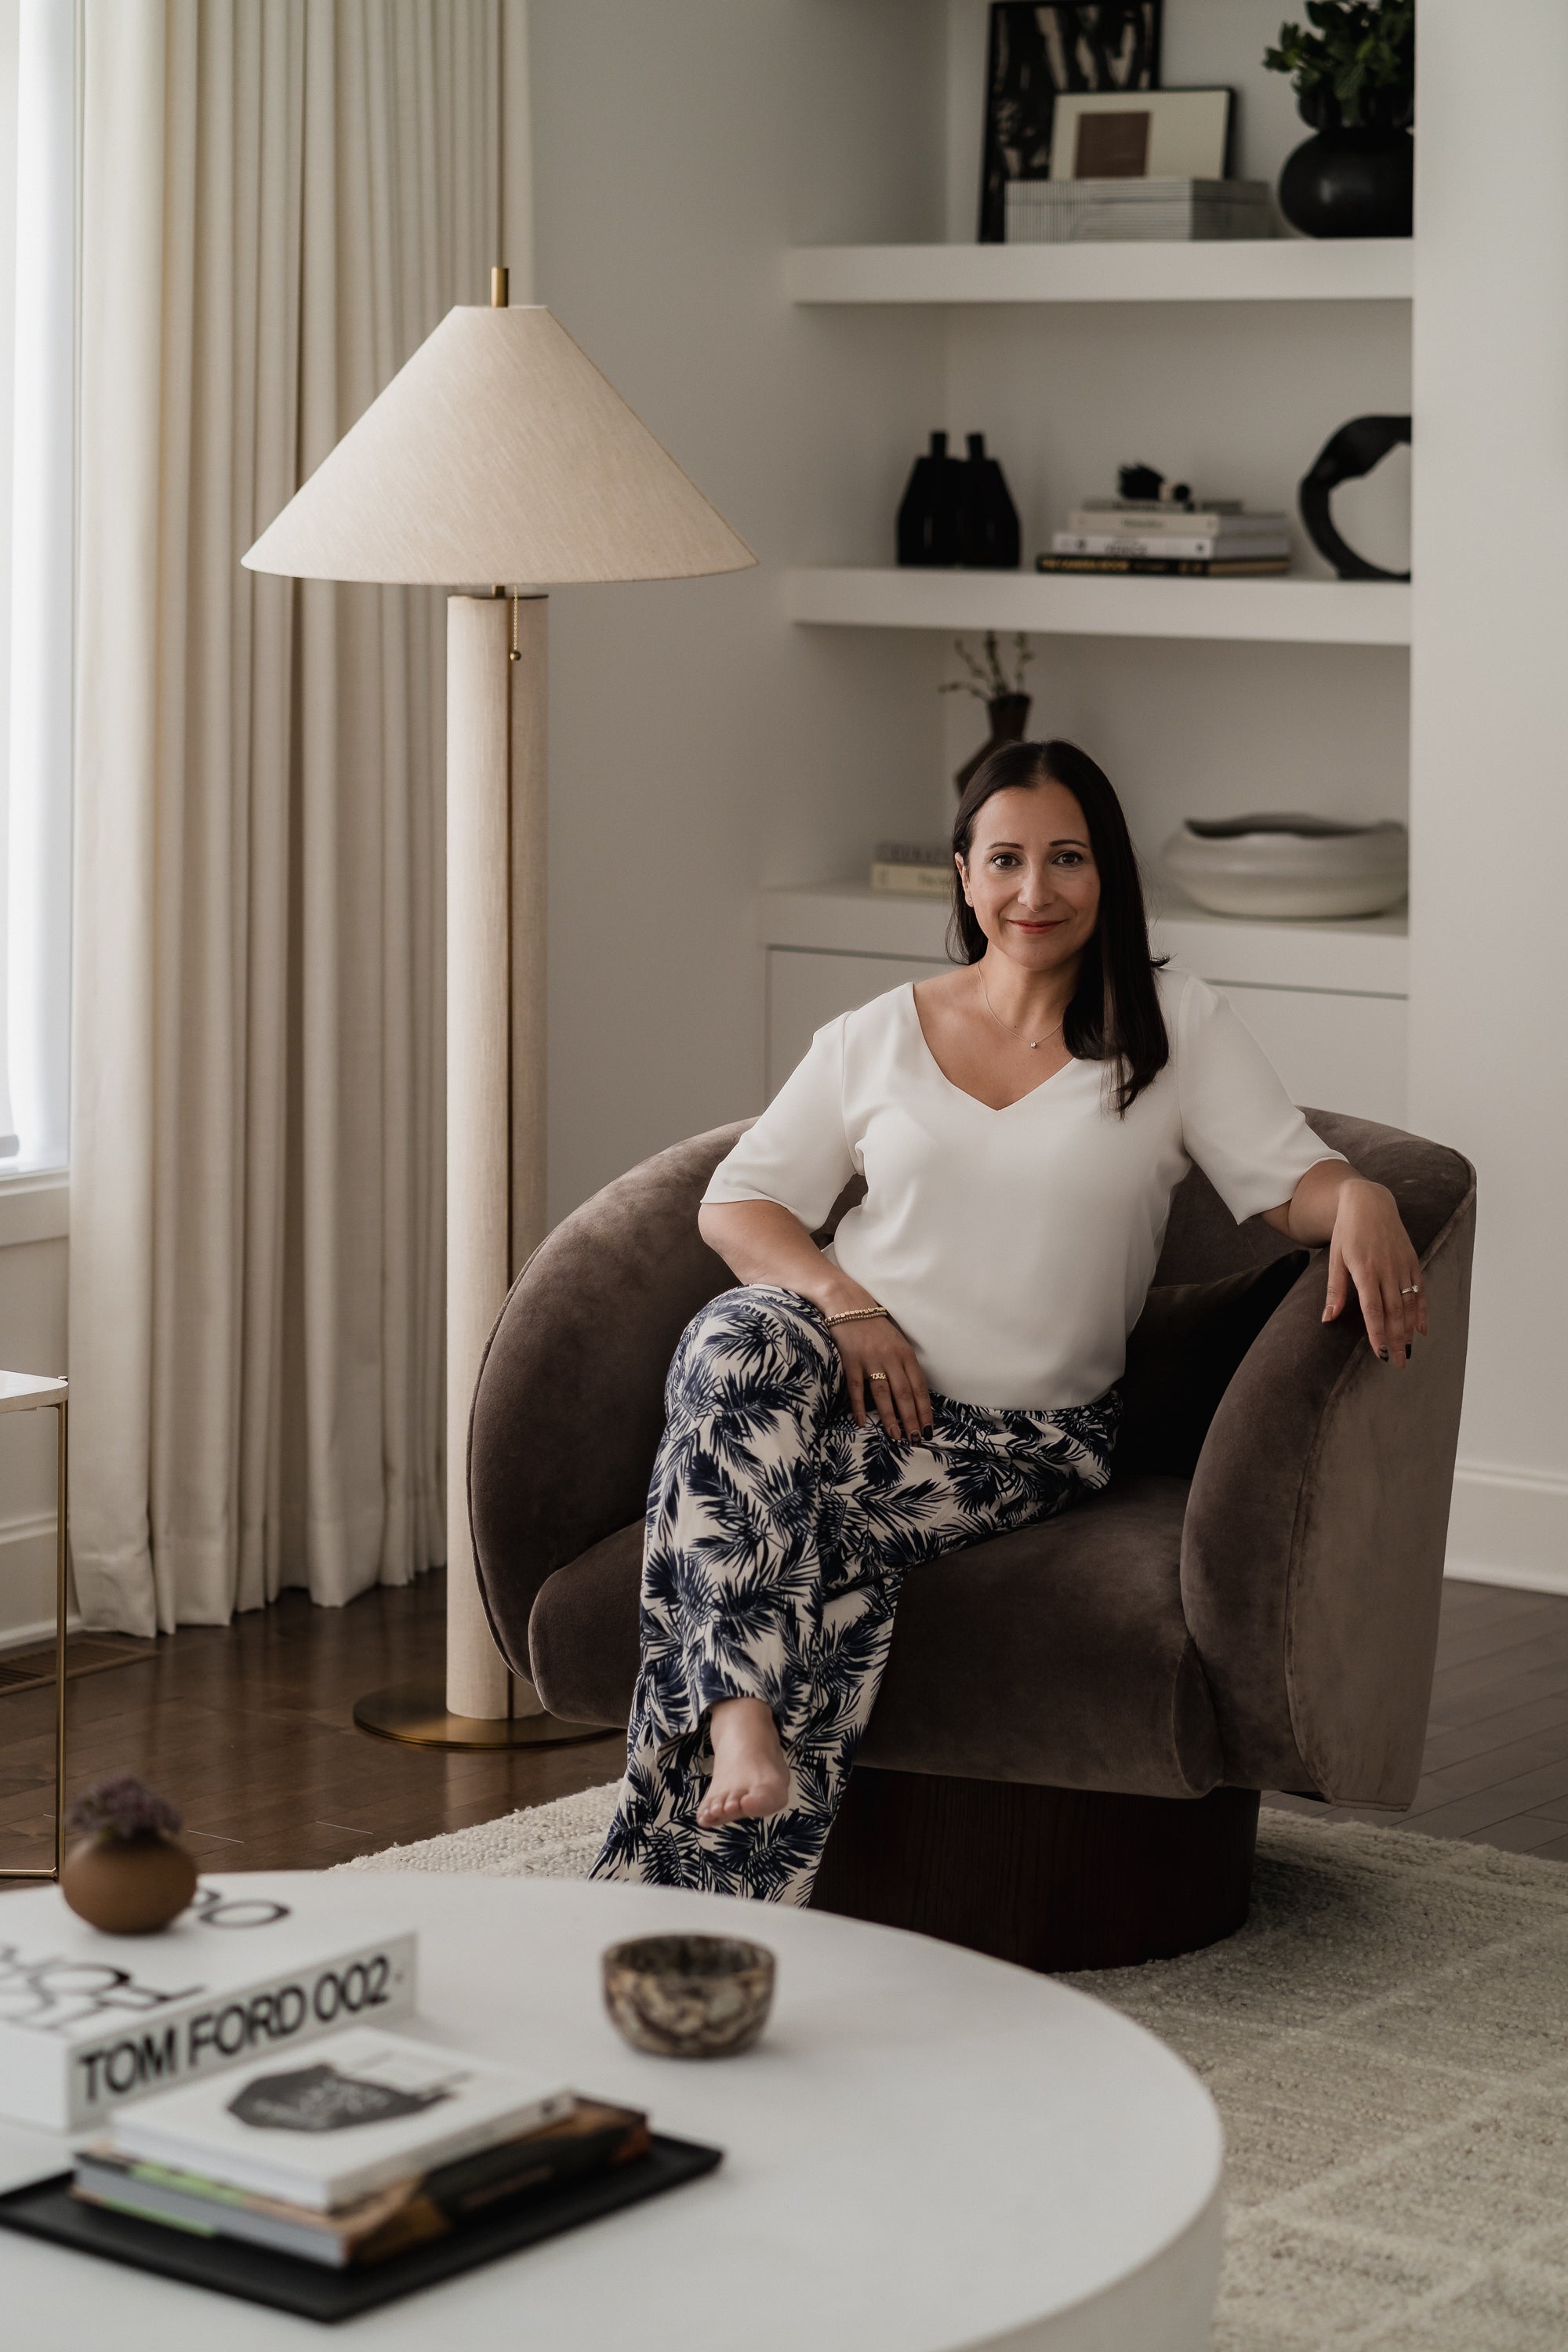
[468,1110,1475,1971]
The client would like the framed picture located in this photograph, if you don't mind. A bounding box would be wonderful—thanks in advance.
[978,2,1162,242]
[1049,88,1233,181]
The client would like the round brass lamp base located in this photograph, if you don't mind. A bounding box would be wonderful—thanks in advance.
[353,1682,615,1752]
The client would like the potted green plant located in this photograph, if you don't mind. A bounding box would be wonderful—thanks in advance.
[60,1771,198,1934]
[941,632,1034,796]
[1264,1,1414,239]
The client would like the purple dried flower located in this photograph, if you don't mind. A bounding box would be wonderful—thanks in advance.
[67,1772,183,1845]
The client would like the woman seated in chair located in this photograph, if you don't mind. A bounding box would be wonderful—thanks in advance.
[590,740,1425,1904]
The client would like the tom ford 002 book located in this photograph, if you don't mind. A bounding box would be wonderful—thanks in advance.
[0,1882,416,2132]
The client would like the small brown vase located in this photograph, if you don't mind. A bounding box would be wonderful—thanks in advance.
[60,1832,198,1935]
[955,692,1031,796]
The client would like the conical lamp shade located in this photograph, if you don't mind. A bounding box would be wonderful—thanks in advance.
[243,305,756,587]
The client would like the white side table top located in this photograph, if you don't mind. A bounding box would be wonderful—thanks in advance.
[0,1370,65,1414]
[0,1872,1223,2352]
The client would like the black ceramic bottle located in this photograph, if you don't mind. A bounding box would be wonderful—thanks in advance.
[895,431,962,566]
[956,433,1021,570]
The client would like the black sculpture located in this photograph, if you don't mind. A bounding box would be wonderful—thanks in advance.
[1298,414,1411,582]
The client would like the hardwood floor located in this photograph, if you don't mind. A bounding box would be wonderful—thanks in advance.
[0,1573,626,1877]
[2,1571,1566,1879]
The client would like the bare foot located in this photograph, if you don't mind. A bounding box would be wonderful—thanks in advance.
[695,1697,790,1828]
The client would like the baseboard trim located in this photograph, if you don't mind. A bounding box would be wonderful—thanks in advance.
[1446,1460,1568,1597]
[0,1511,74,1646]
[0,1610,85,1653]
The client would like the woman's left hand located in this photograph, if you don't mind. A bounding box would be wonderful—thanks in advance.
[1323,1175,1428,1366]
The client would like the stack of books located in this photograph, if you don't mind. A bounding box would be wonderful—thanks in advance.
[1039,499,1290,578]
[69,2026,651,2271]
[869,840,954,897]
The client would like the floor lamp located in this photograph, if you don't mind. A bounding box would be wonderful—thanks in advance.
[244,273,754,1749]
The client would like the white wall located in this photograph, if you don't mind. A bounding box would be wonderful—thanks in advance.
[0,3,67,1649]
[529,0,951,1219]
[1410,0,1568,1592]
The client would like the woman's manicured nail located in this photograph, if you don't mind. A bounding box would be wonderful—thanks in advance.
[1378,1348,1389,1362]
[1405,1344,1412,1360]
[923,1425,934,1441]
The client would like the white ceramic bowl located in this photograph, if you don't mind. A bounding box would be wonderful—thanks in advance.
[1163,814,1408,921]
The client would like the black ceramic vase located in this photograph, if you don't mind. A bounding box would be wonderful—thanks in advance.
[896,431,963,566]
[1276,82,1413,239]
[1278,126,1412,237]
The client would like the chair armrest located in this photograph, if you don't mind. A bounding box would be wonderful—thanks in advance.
[466,1120,750,1682]
[1181,1134,1475,1806]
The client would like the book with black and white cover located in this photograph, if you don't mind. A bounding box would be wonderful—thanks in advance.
[1053,530,1291,561]
[108,2027,574,2211]
[0,1882,416,2132]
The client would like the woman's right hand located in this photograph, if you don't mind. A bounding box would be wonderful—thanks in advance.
[832,1313,933,1445]
[695,1199,935,1443]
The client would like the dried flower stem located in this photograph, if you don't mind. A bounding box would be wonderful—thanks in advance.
[938,630,1035,704]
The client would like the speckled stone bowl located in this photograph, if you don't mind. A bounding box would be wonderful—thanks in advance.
[602,1932,775,2059]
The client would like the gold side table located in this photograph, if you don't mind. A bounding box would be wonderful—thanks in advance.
[0,1371,68,1880]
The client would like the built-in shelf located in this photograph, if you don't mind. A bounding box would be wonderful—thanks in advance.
[783,568,1410,649]
[760,883,1409,997]
[785,239,1414,307]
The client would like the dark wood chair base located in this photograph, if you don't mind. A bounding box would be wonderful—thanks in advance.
[811,1766,1260,1973]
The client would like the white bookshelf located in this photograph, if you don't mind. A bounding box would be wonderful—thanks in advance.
[785,239,1414,307]
[783,567,1411,649]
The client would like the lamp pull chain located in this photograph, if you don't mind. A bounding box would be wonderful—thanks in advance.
[510,595,520,663]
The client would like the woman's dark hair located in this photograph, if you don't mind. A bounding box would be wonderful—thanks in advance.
[948,739,1167,1114]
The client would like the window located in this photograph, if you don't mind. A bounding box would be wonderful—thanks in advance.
[0,0,73,1174]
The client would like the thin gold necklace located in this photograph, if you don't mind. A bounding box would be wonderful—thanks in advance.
[979,971,1066,1052]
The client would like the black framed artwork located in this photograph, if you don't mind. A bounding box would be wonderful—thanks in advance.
[978,3,1163,241]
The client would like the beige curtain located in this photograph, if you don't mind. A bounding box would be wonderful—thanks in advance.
[71,0,509,1635]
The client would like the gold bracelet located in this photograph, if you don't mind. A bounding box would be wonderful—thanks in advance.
[824,1306,889,1328]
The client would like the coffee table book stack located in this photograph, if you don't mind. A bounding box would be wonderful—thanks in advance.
[0,1889,725,2319]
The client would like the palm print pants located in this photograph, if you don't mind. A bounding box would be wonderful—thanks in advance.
[589,1285,1119,1906]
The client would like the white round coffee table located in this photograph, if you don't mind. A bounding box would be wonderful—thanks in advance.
[0,1872,1223,2350]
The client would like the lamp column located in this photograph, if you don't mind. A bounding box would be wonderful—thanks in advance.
[354,591,601,1750]
[444,590,546,1722]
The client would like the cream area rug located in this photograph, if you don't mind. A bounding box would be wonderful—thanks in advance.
[341,1787,1568,2350]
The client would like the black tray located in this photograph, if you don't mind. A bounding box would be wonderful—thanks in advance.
[0,2134,723,2322]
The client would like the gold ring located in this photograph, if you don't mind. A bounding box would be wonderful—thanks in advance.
[867,1371,889,1383]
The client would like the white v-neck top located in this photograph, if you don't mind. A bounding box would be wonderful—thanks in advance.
[702,968,1341,1409]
